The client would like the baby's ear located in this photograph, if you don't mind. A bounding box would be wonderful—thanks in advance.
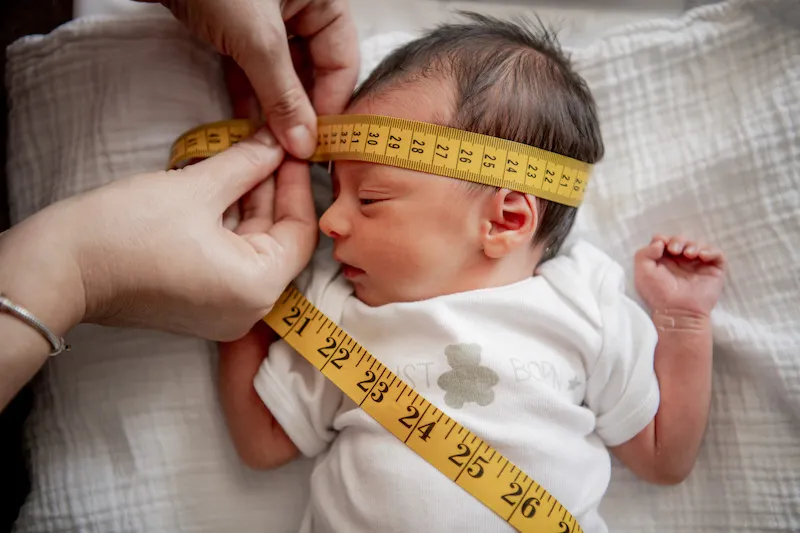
[480,189,537,259]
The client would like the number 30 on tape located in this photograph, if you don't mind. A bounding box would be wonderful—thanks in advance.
[169,115,592,208]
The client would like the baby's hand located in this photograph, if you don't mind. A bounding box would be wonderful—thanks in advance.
[635,235,725,316]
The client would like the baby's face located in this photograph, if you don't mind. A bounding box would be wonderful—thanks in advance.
[319,83,490,306]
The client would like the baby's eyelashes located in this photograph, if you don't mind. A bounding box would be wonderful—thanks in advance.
[359,195,392,206]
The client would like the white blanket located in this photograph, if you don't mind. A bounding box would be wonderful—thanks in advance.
[5,1,799,531]
[566,2,800,532]
[6,16,315,533]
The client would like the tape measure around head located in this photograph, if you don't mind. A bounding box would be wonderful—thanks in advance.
[263,286,582,533]
[169,119,583,532]
[169,119,256,170]
[168,115,592,207]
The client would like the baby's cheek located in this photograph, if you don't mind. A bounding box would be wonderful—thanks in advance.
[380,239,431,293]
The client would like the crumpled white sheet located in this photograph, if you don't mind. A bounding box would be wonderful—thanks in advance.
[6,16,316,533]
[567,1,800,531]
[5,0,799,531]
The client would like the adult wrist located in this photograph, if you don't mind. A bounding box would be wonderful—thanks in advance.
[0,204,87,337]
[0,204,87,408]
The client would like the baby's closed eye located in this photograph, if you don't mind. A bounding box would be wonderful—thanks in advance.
[359,193,392,206]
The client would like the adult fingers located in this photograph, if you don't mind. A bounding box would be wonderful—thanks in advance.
[235,176,276,236]
[235,12,318,158]
[286,0,360,115]
[189,128,284,211]
[244,159,318,282]
[223,58,261,122]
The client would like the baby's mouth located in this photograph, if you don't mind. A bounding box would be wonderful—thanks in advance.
[341,263,365,280]
[333,250,365,279]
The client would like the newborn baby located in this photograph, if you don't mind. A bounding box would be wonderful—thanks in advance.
[219,14,725,533]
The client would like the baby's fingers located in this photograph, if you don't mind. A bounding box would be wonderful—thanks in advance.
[637,238,666,262]
[650,234,668,244]
[698,246,725,267]
[682,241,700,260]
[667,235,687,255]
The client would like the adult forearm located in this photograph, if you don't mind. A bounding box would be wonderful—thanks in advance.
[651,309,713,482]
[0,210,86,410]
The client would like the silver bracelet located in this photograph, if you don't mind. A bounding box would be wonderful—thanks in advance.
[0,293,70,356]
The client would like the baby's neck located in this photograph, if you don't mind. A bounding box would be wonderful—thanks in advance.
[454,247,543,294]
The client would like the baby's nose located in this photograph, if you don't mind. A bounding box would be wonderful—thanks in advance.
[319,202,350,239]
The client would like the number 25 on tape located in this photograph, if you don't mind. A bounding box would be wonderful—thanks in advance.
[264,286,583,533]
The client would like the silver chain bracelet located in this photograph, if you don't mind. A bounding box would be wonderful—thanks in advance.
[0,293,70,356]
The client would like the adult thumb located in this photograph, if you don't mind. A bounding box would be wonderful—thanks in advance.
[238,43,318,160]
[189,128,285,211]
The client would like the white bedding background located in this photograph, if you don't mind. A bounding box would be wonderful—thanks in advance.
[5,0,799,531]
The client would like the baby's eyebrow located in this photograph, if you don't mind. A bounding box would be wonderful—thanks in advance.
[331,162,371,186]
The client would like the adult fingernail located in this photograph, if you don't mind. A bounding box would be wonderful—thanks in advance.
[286,125,314,158]
[253,127,278,147]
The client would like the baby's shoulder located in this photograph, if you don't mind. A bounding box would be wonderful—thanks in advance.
[535,240,628,326]
[538,239,624,285]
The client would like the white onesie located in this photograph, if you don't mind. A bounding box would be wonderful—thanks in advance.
[255,237,659,533]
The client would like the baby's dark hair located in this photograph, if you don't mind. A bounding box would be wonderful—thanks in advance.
[351,13,604,261]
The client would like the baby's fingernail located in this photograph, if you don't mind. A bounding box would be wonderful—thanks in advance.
[686,246,696,255]
[669,243,681,253]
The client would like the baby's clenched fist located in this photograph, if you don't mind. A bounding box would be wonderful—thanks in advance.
[634,235,725,317]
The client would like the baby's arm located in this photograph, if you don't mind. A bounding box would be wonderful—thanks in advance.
[611,235,725,485]
[218,321,300,469]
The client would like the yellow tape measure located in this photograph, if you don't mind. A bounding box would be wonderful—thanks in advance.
[169,115,592,207]
[264,286,582,533]
[170,116,584,532]
[169,119,255,169]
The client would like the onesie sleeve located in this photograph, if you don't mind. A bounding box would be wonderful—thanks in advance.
[253,242,351,458]
[579,245,661,447]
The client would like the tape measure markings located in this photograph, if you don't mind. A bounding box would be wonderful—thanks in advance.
[265,285,582,533]
[170,117,586,532]
[169,119,254,169]
[314,115,589,205]
[314,115,588,168]
[168,115,590,207]
[314,150,579,207]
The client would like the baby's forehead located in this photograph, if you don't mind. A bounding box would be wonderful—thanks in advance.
[345,79,454,127]
[335,79,458,186]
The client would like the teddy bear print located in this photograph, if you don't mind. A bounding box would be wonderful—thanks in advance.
[437,344,499,409]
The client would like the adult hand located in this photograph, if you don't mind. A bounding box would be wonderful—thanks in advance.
[138,0,360,158]
[1,128,317,348]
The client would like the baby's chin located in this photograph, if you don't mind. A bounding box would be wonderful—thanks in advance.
[352,283,388,308]
[351,282,409,308]
[352,281,439,308]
